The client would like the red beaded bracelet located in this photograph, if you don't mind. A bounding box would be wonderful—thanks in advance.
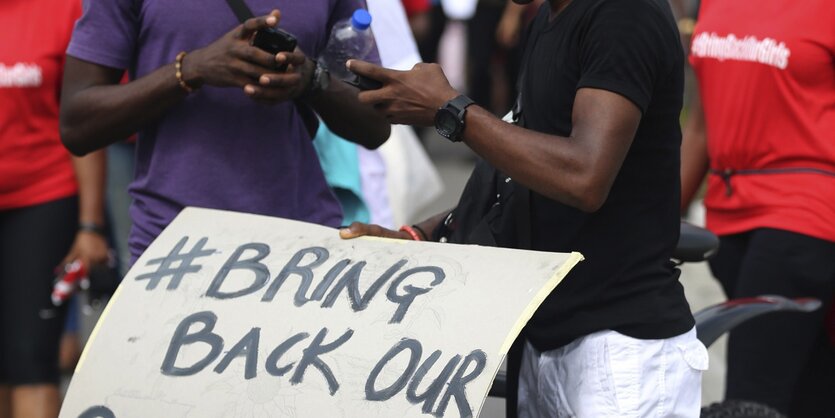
[399,225,422,241]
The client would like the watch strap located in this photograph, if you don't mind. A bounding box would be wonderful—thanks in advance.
[438,95,474,142]
[447,95,475,117]
[301,59,328,100]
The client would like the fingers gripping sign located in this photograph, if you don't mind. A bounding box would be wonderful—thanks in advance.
[339,222,412,240]
[347,60,459,127]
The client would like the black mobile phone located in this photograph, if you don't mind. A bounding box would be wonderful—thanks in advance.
[344,73,383,91]
[251,27,297,70]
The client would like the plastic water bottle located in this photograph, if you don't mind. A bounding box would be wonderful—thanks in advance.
[320,9,375,81]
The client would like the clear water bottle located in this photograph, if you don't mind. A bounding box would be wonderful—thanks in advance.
[319,9,375,81]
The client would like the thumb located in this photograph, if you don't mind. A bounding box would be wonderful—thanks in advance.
[238,10,281,40]
[339,222,366,239]
[346,59,394,83]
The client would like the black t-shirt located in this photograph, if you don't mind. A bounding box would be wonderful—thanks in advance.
[441,0,694,350]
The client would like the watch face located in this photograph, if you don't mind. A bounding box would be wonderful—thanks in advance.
[435,109,460,137]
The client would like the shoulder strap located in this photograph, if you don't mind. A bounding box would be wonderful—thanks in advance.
[224,0,254,23]
[512,11,539,126]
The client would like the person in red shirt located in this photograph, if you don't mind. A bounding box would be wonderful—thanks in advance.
[401,0,431,17]
[681,0,835,414]
[0,0,108,416]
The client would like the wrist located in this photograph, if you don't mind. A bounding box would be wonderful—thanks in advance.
[78,221,107,238]
[399,225,423,241]
[410,224,429,241]
[178,51,204,90]
[434,88,460,110]
[299,58,329,101]
[303,58,316,87]
[435,94,475,142]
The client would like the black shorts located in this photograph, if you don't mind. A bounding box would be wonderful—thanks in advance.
[0,196,78,385]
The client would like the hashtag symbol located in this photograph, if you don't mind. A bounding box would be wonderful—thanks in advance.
[135,236,216,291]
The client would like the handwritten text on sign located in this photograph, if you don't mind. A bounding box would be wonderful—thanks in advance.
[60,208,581,418]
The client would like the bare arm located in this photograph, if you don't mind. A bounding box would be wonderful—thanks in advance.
[60,13,283,155]
[339,210,450,241]
[72,151,107,227]
[62,150,109,268]
[495,1,526,49]
[462,89,639,212]
[680,92,709,212]
[305,65,391,148]
[61,11,389,155]
[338,60,641,243]
[350,61,640,212]
[60,58,186,155]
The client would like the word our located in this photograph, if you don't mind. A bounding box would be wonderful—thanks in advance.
[160,311,487,418]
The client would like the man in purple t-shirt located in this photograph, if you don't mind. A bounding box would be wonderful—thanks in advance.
[60,1,390,263]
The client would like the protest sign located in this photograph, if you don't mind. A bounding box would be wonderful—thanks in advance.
[60,208,582,418]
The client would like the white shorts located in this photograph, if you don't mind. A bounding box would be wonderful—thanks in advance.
[518,327,708,418]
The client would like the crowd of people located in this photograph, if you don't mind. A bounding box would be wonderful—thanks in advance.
[0,0,831,417]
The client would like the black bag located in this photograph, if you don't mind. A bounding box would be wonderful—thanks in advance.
[437,160,531,250]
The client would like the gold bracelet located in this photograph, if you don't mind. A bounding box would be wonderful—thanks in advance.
[175,51,196,93]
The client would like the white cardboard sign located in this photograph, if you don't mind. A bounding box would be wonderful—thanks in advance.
[60,208,582,418]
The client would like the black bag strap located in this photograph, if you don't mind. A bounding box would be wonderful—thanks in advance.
[502,20,539,252]
[224,0,255,23]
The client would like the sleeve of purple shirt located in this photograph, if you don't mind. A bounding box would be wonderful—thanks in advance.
[67,0,137,69]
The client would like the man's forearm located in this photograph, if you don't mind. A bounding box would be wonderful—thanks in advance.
[62,14,290,156]
[307,78,391,149]
[61,57,187,156]
[348,61,640,213]
[680,97,709,212]
[461,106,616,212]
[71,150,107,226]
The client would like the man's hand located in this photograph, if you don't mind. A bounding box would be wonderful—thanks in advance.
[244,48,312,104]
[339,222,413,240]
[347,60,459,126]
[182,10,287,90]
[61,231,110,273]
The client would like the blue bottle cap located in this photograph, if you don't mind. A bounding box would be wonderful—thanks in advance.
[351,9,372,30]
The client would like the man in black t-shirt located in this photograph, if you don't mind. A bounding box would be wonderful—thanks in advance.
[343,0,706,415]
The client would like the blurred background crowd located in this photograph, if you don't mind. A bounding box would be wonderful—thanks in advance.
[2,0,833,417]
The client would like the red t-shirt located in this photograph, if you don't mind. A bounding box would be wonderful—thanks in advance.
[0,0,81,210]
[690,0,835,242]
[401,0,431,17]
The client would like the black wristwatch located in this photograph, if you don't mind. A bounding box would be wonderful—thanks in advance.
[301,59,330,99]
[435,95,475,142]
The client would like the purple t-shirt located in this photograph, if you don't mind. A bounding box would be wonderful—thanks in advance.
[68,0,372,261]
